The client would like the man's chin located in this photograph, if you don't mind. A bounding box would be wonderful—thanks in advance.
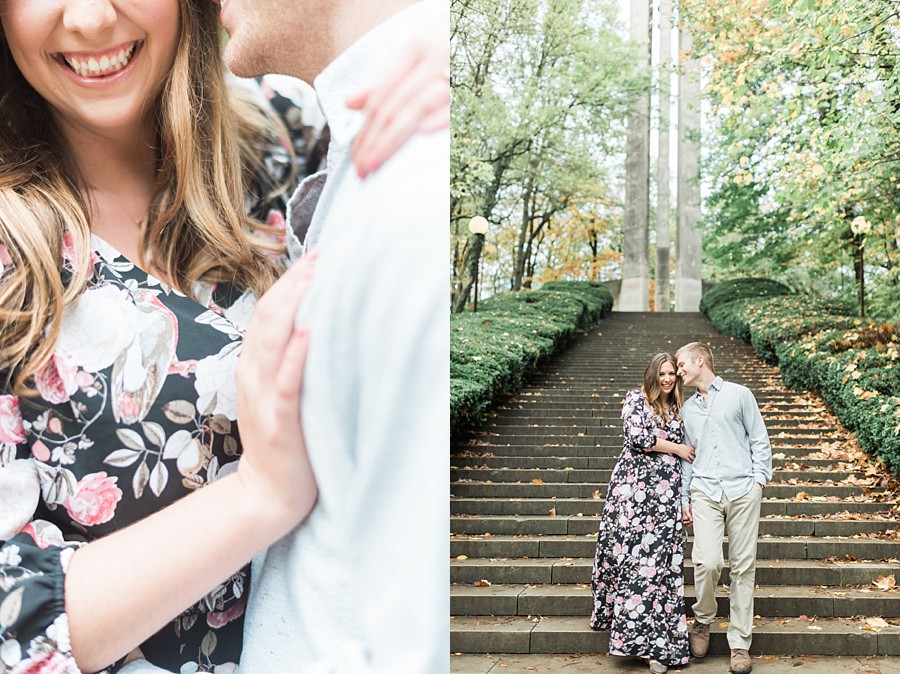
[223,42,267,79]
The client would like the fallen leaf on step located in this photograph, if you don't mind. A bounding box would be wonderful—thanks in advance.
[864,617,889,632]
[532,479,544,484]
[873,575,896,591]
[456,555,469,561]
[549,507,557,517]
[473,579,492,587]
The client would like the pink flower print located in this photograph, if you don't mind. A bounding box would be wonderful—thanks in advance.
[656,429,669,440]
[21,520,66,549]
[76,371,96,389]
[35,354,79,405]
[207,594,247,629]
[10,649,72,674]
[47,417,64,436]
[253,210,288,256]
[31,440,51,462]
[64,472,123,526]
[61,231,76,264]
[0,395,26,444]
[168,359,198,377]
[0,244,11,280]
[266,209,287,232]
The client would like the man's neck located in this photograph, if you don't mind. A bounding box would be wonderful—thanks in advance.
[695,372,717,396]
[306,0,418,84]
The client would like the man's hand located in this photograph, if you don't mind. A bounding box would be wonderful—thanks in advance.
[682,504,693,526]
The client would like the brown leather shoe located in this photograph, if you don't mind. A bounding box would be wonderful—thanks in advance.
[689,620,710,658]
[730,648,752,674]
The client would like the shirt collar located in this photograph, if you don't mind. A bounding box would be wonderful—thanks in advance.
[688,376,724,406]
[313,0,442,149]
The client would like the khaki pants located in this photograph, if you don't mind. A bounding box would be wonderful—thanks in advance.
[690,484,762,650]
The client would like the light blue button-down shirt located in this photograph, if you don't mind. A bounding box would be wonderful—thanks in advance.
[680,376,772,505]
[240,2,450,671]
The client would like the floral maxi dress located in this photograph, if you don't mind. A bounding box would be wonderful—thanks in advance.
[589,389,690,667]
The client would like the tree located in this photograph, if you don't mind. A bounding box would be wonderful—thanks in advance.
[682,0,900,321]
[451,0,647,308]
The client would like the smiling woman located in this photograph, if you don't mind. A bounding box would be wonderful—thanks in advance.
[0,0,317,670]
[589,353,694,674]
[0,0,449,668]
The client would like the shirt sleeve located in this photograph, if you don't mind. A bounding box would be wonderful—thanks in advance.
[1,397,82,672]
[679,411,697,505]
[741,387,772,486]
[621,390,659,452]
[0,523,82,673]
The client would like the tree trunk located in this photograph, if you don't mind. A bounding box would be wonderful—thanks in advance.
[655,0,672,312]
[451,234,484,313]
[675,19,703,311]
[619,0,652,311]
[512,174,535,291]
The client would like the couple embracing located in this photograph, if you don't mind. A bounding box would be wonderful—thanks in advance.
[590,343,773,674]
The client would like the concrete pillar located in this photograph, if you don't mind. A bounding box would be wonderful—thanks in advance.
[655,0,673,312]
[675,20,703,312]
[619,0,651,311]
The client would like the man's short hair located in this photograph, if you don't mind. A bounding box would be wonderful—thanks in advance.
[676,342,715,374]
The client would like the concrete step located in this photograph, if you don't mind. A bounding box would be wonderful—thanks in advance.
[451,653,900,673]
[450,311,900,656]
[450,558,900,586]
[450,455,858,474]
[450,482,875,500]
[451,453,852,472]
[450,497,896,517]
[450,583,900,618]
[450,534,900,561]
[451,515,900,538]
[450,468,859,484]
[449,615,900,655]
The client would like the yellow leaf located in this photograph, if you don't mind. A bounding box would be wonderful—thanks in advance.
[456,555,469,561]
[865,617,889,631]
[532,479,544,484]
[473,579,492,587]
[873,575,896,591]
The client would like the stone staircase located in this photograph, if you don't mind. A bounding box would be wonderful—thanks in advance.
[450,312,900,658]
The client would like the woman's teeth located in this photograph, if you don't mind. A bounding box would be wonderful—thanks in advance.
[63,42,137,78]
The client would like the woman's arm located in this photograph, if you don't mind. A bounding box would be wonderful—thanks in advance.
[67,254,318,672]
[650,436,695,463]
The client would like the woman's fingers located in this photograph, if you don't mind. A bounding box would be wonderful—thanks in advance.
[348,24,449,178]
[274,327,309,407]
[240,250,317,367]
[352,75,450,177]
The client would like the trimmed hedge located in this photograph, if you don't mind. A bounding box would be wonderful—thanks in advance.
[450,281,614,434]
[702,278,900,476]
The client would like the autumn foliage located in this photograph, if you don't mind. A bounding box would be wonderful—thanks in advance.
[703,278,900,476]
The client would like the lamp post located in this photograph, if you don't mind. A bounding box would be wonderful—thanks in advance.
[468,216,489,312]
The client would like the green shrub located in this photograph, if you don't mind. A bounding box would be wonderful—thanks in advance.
[450,282,613,433]
[698,277,793,315]
[705,279,900,478]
